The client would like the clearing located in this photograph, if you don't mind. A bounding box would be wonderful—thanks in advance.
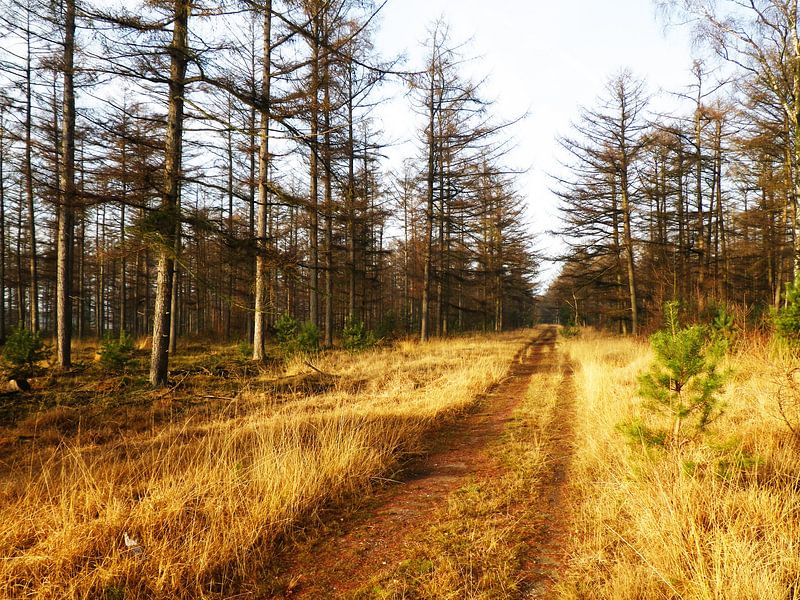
[2,327,795,599]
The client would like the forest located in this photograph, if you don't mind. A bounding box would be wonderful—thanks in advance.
[4,1,800,599]
[544,1,800,335]
[0,0,538,385]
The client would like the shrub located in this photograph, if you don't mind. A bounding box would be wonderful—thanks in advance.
[1,327,50,378]
[98,331,135,372]
[559,305,576,327]
[708,302,738,347]
[637,301,728,446]
[236,339,253,359]
[560,325,580,338]
[775,280,800,344]
[273,313,299,348]
[296,321,320,355]
[273,314,319,356]
[617,418,667,449]
[341,318,377,352]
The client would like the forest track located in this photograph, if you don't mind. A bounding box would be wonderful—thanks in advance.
[518,351,576,598]
[272,327,564,599]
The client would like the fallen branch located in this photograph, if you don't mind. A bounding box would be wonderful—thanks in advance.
[303,360,331,376]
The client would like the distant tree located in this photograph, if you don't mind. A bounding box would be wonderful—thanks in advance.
[554,71,648,334]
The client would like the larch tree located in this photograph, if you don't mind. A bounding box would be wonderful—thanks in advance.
[252,0,273,361]
[554,71,648,334]
[56,0,76,367]
[149,0,191,386]
[664,0,800,283]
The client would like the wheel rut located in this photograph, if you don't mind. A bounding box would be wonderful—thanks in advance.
[518,359,576,598]
[272,327,562,599]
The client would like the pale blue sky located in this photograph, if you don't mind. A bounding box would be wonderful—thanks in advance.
[374,0,698,281]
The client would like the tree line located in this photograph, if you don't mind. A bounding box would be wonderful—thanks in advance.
[0,0,538,384]
[544,1,800,334]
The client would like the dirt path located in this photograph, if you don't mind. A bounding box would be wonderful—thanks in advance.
[518,357,576,598]
[273,327,567,598]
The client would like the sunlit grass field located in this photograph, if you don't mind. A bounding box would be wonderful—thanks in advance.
[0,331,531,599]
[3,326,799,599]
[557,330,800,599]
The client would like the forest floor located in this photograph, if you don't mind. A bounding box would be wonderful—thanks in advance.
[3,328,797,598]
[271,326,577,599]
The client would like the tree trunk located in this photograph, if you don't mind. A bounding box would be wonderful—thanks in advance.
[96,207,104,338]
[421,57,436,342]
[694,103,706,311]
[610,174,627,334]
[24,20,38,332]
[56,0,76,366]
[248,102,256,342]
[119,202,126,336]
[77,148,85,338]
[168,209,180,355]
[150,0,190,386]
[252,0,272,361]
[308,15,320,329]
[0,109,6,342]
[226,99,234,340]
[322,32,333,348]
[15,191,23,328]
[347,64,357,322]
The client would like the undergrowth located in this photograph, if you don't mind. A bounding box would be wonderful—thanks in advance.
[0,331,530,598]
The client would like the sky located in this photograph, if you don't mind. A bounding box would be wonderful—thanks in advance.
[371,0,699,283]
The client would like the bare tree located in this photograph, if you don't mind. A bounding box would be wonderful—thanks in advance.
[252,0,273,361]
[663,0,800,280]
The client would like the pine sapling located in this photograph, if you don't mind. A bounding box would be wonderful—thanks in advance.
[638,302,727,446]
[775,279,800,345]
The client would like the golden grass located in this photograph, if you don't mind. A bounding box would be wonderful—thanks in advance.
[556,330,800,599]
[0,332,531,599]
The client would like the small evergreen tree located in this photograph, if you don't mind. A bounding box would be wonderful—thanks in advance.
[273,314,319,357]
[274,313,299,352]
[707,302,738,347]
[1,327,50,378]
[638,302,727,446]
[775,280,800,344]
[98,331,135,372]
[296,322,320,355]
[341,318,376,351]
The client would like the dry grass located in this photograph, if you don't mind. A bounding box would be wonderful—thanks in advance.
[0,332,530,599]
[556,330,800,599]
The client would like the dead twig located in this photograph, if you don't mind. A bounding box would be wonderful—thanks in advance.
[302,360,331,376]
